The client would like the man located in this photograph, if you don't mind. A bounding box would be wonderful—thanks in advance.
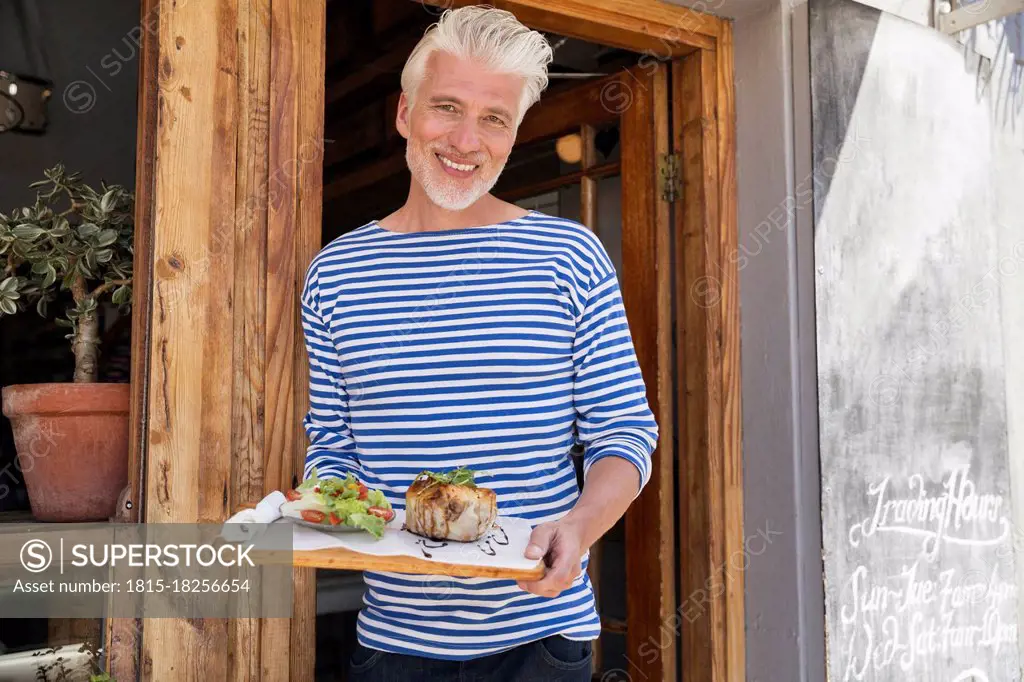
[300,6,658,680]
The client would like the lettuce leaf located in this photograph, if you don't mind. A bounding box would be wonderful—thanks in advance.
[346,512,386,538]
[296,469,321,491]
[330,497,370,519]
[366,489,388,508]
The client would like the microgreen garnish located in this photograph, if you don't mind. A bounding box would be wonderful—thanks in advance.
[413,466,479,489]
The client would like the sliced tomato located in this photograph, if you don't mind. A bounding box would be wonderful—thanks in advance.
[300,510,326,524]
[285,489,302,501]
[358,484,369,501]
[328,512,343,526]
[367,506,394,522]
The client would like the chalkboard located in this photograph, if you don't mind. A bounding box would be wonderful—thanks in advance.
[811,0,1023,680]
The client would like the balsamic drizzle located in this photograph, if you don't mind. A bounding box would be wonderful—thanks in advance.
[407,525,510,559]
[475,525,509,556]
[415,537,448,558]
[491,525,509,546]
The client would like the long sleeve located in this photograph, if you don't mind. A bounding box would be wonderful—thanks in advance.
[301,263,362,480]
[572,268,659,497]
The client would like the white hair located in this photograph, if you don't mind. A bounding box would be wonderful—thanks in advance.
[400,6,554,126]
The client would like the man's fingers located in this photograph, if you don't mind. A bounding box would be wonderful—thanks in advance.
[518,570,579,597]
[522,549,578,597]
[547,558,583,594]
[524,523,556,561]
[518,522,586,597]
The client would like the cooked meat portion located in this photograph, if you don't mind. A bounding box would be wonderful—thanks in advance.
[405,477,497,542]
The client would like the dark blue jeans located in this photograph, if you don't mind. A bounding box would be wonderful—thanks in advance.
[348,635,593,681]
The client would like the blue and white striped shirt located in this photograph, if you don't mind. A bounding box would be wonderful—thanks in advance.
[300,210,658,660]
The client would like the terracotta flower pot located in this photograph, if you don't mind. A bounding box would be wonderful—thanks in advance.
[1,383,129,522]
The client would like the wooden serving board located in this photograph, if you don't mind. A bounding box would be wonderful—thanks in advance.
[246,509,547,581]
[255,546,545,580]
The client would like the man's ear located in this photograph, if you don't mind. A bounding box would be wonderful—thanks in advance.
[395,91,410,140]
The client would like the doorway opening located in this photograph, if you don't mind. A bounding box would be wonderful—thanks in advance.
[313,2,678,679]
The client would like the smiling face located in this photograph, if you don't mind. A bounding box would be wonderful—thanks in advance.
[397,51,524,211]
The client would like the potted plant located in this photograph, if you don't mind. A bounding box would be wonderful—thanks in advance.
[0,164,133,521]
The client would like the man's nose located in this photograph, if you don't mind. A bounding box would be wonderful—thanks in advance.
[448,118,481,155]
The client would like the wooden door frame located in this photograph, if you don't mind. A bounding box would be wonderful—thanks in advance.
[121,1,739,681]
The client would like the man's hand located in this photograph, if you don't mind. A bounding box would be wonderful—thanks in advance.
[516,518,586,597]
[516,457,642,598]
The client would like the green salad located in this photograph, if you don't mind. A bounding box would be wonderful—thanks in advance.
[283,468,395,538]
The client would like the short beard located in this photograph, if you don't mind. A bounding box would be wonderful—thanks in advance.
[405,142,504,211]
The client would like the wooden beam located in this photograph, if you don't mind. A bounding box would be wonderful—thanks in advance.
[139,0,240,673]
[323,100,388,170]
[496,161,619,203]
[323,152,409,202]
[118,0,326,679]
[580,124,598,230]
[231,0,272,678]
[290,0,324,677]
[621,62,676,682]
[515,72,621,145]
[676,36,743,682]
[234,0,271,561]
[325,34,419,106]
[104,0,159,674]
[716,22,744,682]
[677,47,718,682]
[421,0,721,53]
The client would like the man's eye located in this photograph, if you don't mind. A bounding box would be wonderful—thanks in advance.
[436,104,457,113]
[486,116,506,126]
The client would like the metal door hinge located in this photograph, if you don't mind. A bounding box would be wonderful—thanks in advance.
[659,152,681,203]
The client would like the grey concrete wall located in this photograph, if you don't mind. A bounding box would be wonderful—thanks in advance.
[734,1,828,680]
